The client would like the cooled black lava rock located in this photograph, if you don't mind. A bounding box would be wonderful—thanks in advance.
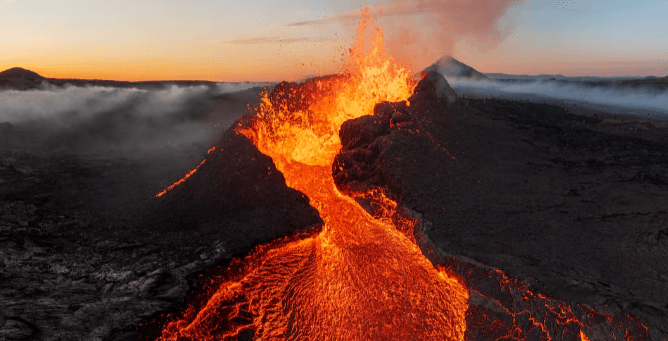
[339,112,391,150]
[333,72,668,340]
[333,72,471,203]
[408,71,459,107]
[145,124,322,258]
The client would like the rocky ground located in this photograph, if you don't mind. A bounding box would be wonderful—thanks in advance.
[0,135,321,341]
[1,74,667,340]
[0,148,229,340]
[334,74,668,340]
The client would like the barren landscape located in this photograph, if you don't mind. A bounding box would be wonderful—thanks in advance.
[4,0,668,339]
[1,64,667,339]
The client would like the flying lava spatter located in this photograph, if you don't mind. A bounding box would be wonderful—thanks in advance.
[155,8,469,340]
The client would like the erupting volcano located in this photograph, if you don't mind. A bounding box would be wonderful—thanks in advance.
[150,9,654,341]
[155,10,468,340]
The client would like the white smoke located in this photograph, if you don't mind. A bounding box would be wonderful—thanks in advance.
[448,78,668,118]
[0,82,269,153]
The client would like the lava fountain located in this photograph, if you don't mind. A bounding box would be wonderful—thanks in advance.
[155,9,469,341]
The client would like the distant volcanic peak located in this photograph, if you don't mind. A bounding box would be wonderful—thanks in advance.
[424,56,488,81]
[0,67,45,80]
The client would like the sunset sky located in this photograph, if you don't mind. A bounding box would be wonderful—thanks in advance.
[2,0,667,82]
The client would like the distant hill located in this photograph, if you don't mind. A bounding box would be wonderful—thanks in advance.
[0,67,221,91]
[0,67,48,90]
[423,56,488,81]
[0,67,45,80]
[617,75,668,89]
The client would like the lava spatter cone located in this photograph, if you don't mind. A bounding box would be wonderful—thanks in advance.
[151,10,470,341]
[145,124,323,258]
[148,8,655,340]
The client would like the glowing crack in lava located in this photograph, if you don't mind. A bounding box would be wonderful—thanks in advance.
[155,146,217,198]
[156,9,469,340]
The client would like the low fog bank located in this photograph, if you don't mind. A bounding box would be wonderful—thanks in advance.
[0,82,270,156]
[449,78,668,119]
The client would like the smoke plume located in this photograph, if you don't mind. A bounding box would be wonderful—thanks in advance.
[378,0,518,70]
[449,78,668,118]
[0,82,267,154]
[290,1,519,72]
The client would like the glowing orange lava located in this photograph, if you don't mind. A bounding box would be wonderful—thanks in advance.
[155,146,216,197]
[155,9,469,340]
[580,330,591,341]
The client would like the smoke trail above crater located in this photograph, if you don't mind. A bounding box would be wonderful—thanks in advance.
[298,0,519,71]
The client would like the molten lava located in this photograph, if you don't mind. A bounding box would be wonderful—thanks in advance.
[155,9,468,340]
[155,146,217,198]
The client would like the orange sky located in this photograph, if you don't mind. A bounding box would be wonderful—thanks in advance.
[1,0,667,81]
[3,36,346,82]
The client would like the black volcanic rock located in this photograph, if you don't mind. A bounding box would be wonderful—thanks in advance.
[144,125,322,258]
[339,112,391,150]
[334,73,469,202]
[408,71,459,107]
[333,73,668,339]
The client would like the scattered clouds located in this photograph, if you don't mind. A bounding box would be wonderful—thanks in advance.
[287,13,357,27]
[285,1,518,71]
[225,36,336,45]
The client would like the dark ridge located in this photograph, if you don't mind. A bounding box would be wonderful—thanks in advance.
[0,67,45,80]
[0,67,224,90]
[44,78,220,90]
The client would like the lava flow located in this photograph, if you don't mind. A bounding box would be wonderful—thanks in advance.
[155,9,469,341]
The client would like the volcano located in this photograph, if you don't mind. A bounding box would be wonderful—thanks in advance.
[424,56,488,81]
[147,72,661,341]
[145,11,663,341]
[2,10,666,341]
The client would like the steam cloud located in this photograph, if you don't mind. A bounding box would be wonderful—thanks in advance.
[290,1,520,77]
[0,82,268,154]
[449,78,668,118]
[291,1,520,72]
[378,0,518,70]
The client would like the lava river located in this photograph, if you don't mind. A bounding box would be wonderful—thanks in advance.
[155,9,469,341]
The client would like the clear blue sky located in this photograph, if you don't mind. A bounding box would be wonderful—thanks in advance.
[1,0,666,81]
